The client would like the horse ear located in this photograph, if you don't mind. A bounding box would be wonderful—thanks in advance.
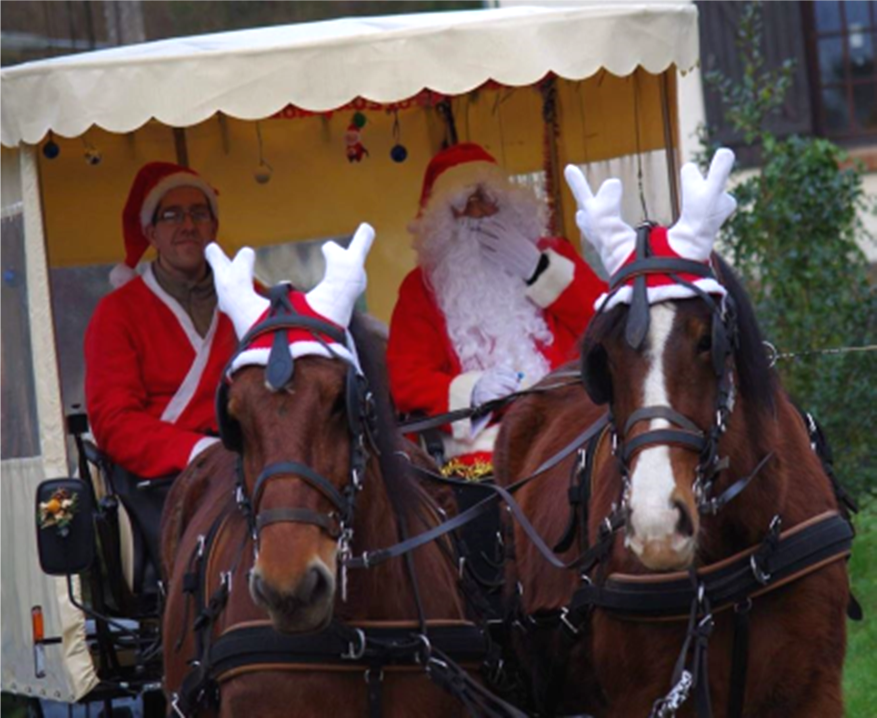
[582,343,612,405]
[216,381,243,453]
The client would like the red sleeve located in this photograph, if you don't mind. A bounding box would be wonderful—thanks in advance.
[531,237,607,339]
[84,297,205,478]
[387,270,460,418]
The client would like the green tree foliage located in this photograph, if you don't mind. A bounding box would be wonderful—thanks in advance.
[699,2,876,496]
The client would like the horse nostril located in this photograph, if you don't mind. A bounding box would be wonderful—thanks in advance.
[298,566,331,604]
[251,572,277,607]
[674,500,695,537]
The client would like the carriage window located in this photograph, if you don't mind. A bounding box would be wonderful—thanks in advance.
[252,236,366,313]
[1,208,41,459]
[508,153,673,277]
[571,150,674,276]
[50,263,115,421]
[509,171,549,204]
[805,1,877,139]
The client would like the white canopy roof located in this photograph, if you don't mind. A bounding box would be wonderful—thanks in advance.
[1,3,697,147]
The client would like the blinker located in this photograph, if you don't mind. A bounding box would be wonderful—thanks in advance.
[624,223,654,350]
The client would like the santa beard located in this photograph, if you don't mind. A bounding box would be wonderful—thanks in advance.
[415,206,553,383]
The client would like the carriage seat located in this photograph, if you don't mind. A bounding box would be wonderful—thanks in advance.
[68,412,163,617]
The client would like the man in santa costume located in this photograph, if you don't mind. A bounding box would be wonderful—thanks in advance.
[387,143,606,476]
[84,161,237,579]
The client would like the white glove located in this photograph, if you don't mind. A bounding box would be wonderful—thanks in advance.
[667,149,737,260]
[474,217,542,280]
[564,165,635,276]
[471,366,521,407]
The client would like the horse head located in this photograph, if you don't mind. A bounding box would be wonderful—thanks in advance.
[568,150,774,571]
[207,225,375,632]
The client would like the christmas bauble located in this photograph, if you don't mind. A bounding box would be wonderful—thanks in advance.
[390,144,408,163]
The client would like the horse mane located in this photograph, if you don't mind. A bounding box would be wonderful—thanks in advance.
[348,312,423,527]
[712,254,777,417]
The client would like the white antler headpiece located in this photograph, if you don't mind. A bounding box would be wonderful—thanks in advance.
[306,222,375,328]
[667,148,737,261]
[206,223,375,376]
[564,149,737,311]
[205,244,269,339]
[563,165,635,276]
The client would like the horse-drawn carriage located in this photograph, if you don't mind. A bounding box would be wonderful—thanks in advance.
[2,3,858,716]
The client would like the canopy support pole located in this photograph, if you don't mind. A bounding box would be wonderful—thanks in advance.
[660,72,680,222]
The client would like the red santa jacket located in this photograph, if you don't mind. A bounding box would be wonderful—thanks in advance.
[387,237,606,459]
[84,265,237,478]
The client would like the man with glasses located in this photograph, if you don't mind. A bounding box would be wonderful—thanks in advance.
[84,162,237,584]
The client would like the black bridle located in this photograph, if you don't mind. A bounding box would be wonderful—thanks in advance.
[590,223,771,518]
[216,284,375,597]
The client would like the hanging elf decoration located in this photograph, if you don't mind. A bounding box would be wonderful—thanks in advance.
[345,112,369,163]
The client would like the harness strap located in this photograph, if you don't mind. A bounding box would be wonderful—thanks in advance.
[255,508,340,536]
[237,312,348,349]
[398,374,584,435]
[622,429,706,463]
[554,429,603,554]
[727,599,751,718]
[610,257,716,291]
[569,511,852,619]
[252,461,348,514]
[623,406,702,435]
[702,452,774,515]
[345,414,612,571]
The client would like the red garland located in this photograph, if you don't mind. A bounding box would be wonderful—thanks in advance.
[540,78,560,237]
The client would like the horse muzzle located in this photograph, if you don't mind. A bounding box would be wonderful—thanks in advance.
[625,499,697,571]
[250,559,336,633]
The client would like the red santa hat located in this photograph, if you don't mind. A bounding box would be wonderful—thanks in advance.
[418,142,507,215]
[598,225,726,311]
[110,161,219,288]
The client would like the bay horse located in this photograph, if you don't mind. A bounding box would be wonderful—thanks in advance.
[160,229,503,717]
[494,151,855,717]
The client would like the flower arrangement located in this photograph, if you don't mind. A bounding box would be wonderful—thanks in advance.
[38,488,80,537]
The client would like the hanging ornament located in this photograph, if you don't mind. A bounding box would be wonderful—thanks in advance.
[389,110,408,163]
[345,114,369,163]
[82,136,102,166]
[43,133,60,160]
[253,122,274,184]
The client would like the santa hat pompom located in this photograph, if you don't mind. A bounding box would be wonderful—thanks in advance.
[112,162,219,287]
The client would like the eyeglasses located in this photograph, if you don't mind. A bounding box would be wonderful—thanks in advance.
[155,207,214,225]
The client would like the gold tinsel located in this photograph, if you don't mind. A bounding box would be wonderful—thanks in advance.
[440,458,494,481]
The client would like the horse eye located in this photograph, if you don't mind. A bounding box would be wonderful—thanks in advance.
[696,334,712,354]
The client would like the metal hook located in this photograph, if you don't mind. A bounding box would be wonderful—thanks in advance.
[341,628,367,661]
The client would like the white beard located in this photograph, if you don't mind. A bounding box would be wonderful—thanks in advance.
[416,207,553,384]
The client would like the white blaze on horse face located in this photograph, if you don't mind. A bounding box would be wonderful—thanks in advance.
[626,304,693,560]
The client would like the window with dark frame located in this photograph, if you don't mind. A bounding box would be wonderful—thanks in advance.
[803,1,877,140]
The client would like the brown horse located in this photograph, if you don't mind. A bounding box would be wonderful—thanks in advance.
[494,249,853,716]
[494,151,854,716]
[162,230,490,717]
[163,312,490,716]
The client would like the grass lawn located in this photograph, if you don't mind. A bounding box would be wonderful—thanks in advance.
[844,496,877,716]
